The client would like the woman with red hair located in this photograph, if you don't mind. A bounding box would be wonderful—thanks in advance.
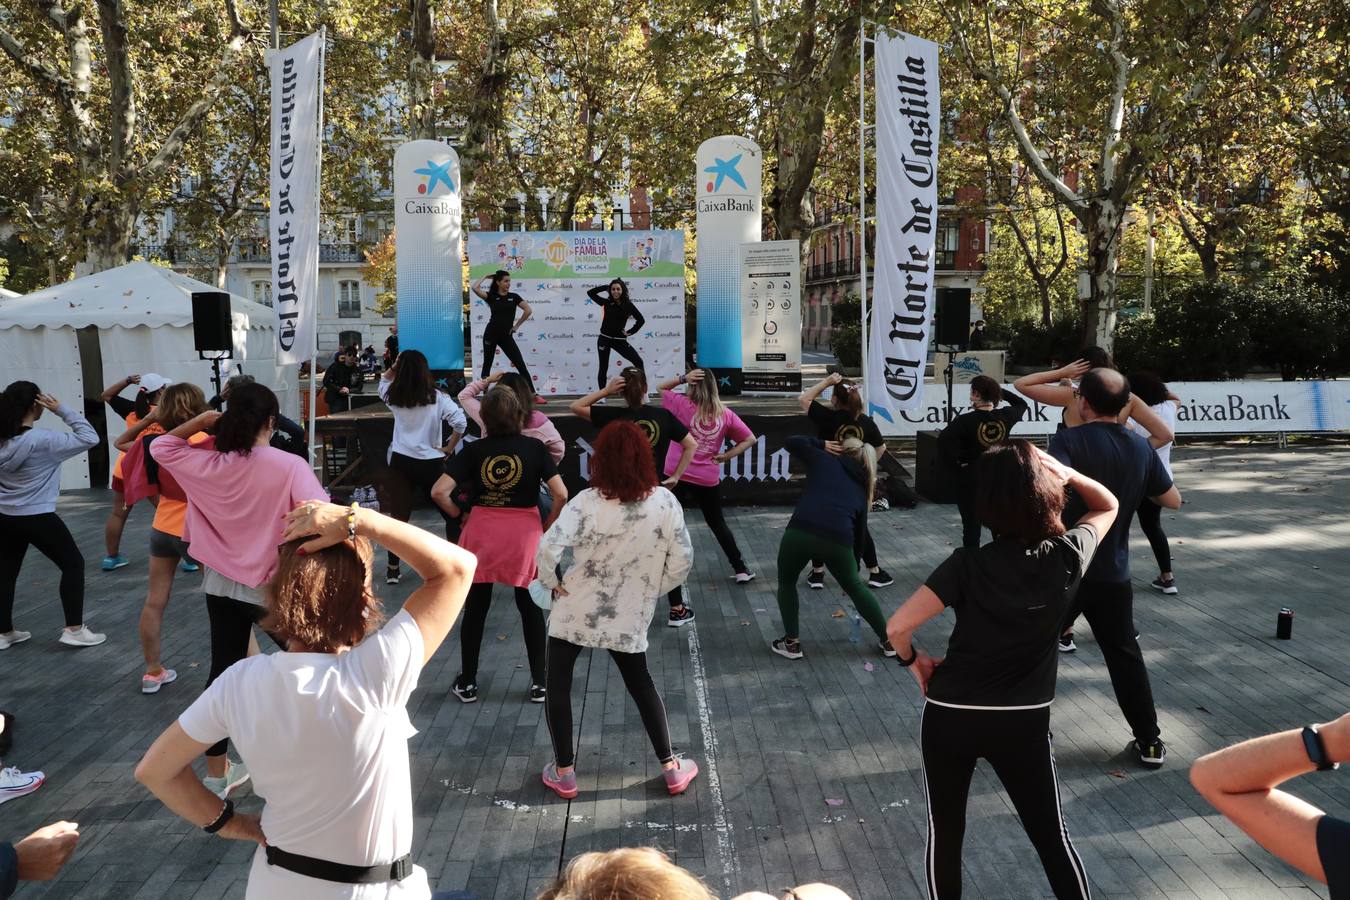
[535,421,696,800]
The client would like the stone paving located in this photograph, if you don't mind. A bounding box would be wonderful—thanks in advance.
[2,443,1348,898]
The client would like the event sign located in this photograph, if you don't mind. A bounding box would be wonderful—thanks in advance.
[464,231,686,396]
[695,135,761,391]
[867,31,941,421]
[269,32,323,365]
[394,140,464,374]
[740,240,802,392]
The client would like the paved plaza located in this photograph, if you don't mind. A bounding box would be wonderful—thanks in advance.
[3,443,1348,899]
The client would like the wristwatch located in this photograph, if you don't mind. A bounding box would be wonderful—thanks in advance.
[1302,724,1339,771]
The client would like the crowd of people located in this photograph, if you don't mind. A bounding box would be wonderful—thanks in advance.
[0,342,1345,900]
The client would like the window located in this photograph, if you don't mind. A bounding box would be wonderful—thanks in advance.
[935,220,960,270]
[338,280,362,318]
[251,280,272,308]
[339,216,358,246]
[339,329,362,350]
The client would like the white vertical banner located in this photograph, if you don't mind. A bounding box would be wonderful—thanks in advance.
[269,31,323,366]
[740,240,802,392]
[868,31,940,421]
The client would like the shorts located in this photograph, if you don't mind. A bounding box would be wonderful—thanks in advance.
[149,527,193,561]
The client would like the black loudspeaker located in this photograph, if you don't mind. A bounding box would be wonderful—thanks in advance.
[934,287,972,349]
[191,291,231,352]
[915,430,959,504]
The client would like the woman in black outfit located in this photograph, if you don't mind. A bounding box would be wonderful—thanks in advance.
[887,440,1118,899]
[586,278,645,390]
[472,270,533,379]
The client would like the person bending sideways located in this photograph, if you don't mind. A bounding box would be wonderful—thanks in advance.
[136,502,476,899]
[887,440,1118,900]
[1191,713,1350,899]
[535,421,697,800]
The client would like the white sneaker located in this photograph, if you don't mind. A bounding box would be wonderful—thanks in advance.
[141,668,178,694]
[58,625,107,647]
[0,630,32,650]
[203,760,250,798]
[733,571,756,584]
[0,766,45,805]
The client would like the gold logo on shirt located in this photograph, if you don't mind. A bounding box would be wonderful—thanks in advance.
[634,418,660,448]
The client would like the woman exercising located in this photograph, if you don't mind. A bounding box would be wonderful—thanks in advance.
[586,279,645,390]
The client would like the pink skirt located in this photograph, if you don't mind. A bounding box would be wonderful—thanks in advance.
[459,506,543,588]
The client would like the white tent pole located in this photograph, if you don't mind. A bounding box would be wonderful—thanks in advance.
[308,26,326,471]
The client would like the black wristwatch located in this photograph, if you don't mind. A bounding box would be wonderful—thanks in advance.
[895,644,918,667]
[1302,725,1339,772]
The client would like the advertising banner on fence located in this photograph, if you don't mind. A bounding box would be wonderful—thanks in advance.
[394,140,464,374]
[740,240,802,392]
[867,30,941,421]
[464,231,686,396]
[269,31,323,365]
[695,135,761,392]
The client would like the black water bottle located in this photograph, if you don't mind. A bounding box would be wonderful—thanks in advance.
[1276,607,1294,640]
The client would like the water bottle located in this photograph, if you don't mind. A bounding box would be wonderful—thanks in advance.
[1276,607,1294,640]
[849,614,862,644]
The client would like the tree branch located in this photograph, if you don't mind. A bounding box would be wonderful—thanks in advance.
[1091,0,1129,191]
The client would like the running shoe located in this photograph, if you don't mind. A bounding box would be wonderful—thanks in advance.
[529,684,546,703]
[179,559,201,573]
[733,571,756,584]
[101,555,129,571]
[871,497,890,512]
[203,760,250,798]
[879,639,897,658]
[1150,577,1178,595]
[386,567,401,585]
[771,637,804,660]
[1057,634,1077,653]
[867,568,895,588]
[806,569,825,590]
[142,668,178,694]
[1135,739,1166,770]
[663,758,699,796]
[452,677,478,703]
[58,626,106,648]
[542,762,578,799]
[0,630,31,651]
[668,606,696,627]
[0,767,44,805]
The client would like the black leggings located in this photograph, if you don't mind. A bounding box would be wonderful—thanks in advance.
[0,512,84,631]
[596,335,643,389]
[481,330,531,380]
[204,593,284,758]
[458,582,546,685]
[545,637,673,769]
[921,703,1091,899]
[383,452,458,568]
[956,468,982,549]
[668,481,746,608]
[1135,497,1171,573]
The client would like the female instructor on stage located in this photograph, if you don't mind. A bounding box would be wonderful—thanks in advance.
[472,270,533,380]
[586,279,645,390]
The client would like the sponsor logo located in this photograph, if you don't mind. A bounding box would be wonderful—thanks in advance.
[413,159,455,196]
[696,197,756,214]
[704,153,747,193]
[954,357,983,375]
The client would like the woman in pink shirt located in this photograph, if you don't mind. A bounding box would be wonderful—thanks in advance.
[150,383,327,798]
[459,370,563,464]
[657,369,757,618]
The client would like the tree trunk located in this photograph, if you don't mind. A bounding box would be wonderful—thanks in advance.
[1037,280,1052,327]
[459,0,509,198]
[76,203,135,276]
[1198,243,1219,281]
[1081,203,1125,349]
[408,0,436,141]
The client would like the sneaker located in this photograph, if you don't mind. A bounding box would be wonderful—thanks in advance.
[203,760,250,798]
[871,497,890,512]
[542,762,578,799]
[179,559,201,573]
[0,630,32,651]
[734,571,756,584]
[668,606,696,627]
[771,637,803,660]
[141,668,178,694]
[101,555,129,571]
[867,568,895,588]
[452,677,478,703]
[663,757,699,795]
[58,625,106,648]
[0,767,44,805]
[386,567,401,585]
[1058,634,1077,653]
[806,568,825,590]
[529,683,546,703]
[1150,577,1178,595]
[879,639,897,658]
[1135,739,1166,769]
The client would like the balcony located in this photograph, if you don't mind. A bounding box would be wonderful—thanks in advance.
[237,241,368,264]
[806,258,867,283]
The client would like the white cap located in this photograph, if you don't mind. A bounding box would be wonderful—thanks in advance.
[138,373,170,394]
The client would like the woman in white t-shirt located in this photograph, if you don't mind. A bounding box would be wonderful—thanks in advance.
[378,351,468,586]
[1126,372,1181,594]
[135,503,477,900]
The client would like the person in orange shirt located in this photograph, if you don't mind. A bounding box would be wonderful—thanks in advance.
[100,373,169,571]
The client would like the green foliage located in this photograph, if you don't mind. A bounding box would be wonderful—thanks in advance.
[1000,317,1084,369]
[1244,278,1350,380]
[978,208,1083,326]
[830,294,862,369]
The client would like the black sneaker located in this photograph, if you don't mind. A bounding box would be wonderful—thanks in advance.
[879,640,897,658]
[1150,577,1178,595]
[867,568,895,588]
[529,684,546,703]
[1135,738,1166,769]
[451,677,478,703]
[386,567,401,585]
[771,637,803,660]
[1058,634,1077,653]
[668,606,696,627]
[806,568,825,590]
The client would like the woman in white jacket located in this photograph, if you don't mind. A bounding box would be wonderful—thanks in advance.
[535,421,696,800]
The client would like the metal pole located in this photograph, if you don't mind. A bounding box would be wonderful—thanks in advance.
[269,0,279,49]
[858,15,868,392]
[308,26,326,470]
[1143,207,1156,313]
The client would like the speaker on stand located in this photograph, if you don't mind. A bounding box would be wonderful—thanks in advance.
[192,291,233,400]
[934,287,972,423]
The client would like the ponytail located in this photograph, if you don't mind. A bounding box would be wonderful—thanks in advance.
[841,437,877,502]
[213,382,279,454]
[620,367,648,409]
[134,387,163,419]
[0,381,40,441]
[833,381,863,419]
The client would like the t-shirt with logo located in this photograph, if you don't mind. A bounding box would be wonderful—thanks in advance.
[937,392,1029,466]
[923,524,1099,709]
[591,403,689,478]
[443,434,557,509]
[806,403,884,448]
[484,292,525,337]
[660,390,753,487]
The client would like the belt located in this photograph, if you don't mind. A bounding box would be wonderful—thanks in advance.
[265,845,412,885]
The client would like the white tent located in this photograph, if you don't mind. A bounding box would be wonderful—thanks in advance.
[0,261,294,489]
[0,286,18,298]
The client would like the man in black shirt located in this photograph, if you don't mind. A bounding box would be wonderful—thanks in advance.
[1049,368,1181,769]
[321,350,363,412]
[938,375,1029,548]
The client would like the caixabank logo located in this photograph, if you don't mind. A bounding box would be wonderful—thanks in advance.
[397,147,461,216]
[696,137,760,215]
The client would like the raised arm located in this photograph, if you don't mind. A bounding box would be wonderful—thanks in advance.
[100,374,139,403]
[999,386,1030,420]
[586,284,608,306]
[166,411,221,441]
[1035,446,1119,536]
[471,275,492,300]
[798,372,843,412]
[36,397,99,456]
[114,408,162,452]
[569,376,624,422]
[1126,394,1175,448]
[1012,360,1090,408]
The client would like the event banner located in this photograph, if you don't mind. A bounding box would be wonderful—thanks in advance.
[867,31,941,421]
[269,31,323,365]
[740,240,802,392]
[695,135,762,392]
[464,231,686,396]
[394,140,465,374]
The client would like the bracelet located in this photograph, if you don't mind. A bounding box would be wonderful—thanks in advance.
[203,798,235,834]
[895,644,918,667]
[347,502,359,542]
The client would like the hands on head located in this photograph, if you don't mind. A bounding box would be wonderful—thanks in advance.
[824,440,845,456]
[281,501,352,554]
[605,376,626,395]
[35,393,61,412]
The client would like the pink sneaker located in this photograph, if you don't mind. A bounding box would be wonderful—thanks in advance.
[663,758,699,795]
[142,668,178,694]
[542,763,578,799]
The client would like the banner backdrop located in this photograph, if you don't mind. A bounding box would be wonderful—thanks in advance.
[868,31,941,422]
[269,32,323,365]
[740,240,802,392]
[695,135,761,391]
[464,231,685,396]
[394,141,464,373]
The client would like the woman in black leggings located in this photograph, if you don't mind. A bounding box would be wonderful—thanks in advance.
[887,440,1118,899]
[472,270,533,379]
[587,279,645,389]
[1125,371,1180,594]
